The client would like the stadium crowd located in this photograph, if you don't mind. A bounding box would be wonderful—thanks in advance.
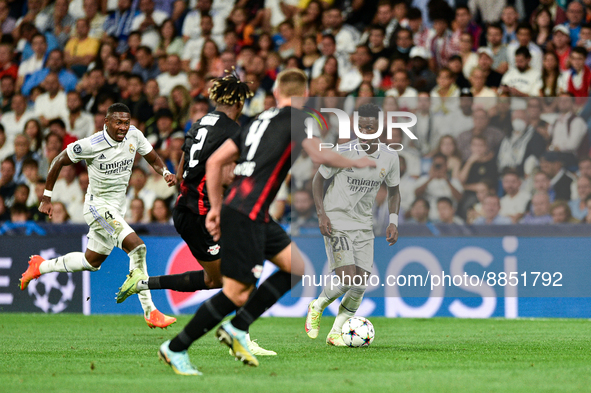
[1,0,591,234]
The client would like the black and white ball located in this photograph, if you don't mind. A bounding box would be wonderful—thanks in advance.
[341,317,375,347]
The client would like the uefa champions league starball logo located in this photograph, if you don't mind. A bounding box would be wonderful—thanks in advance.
[26,248,76,313]
[28,272,75,313]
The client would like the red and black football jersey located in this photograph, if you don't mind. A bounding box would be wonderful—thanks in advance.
[224,106,312,222]
[176,111,240,215]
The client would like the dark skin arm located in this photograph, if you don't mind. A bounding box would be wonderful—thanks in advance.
[38,150,74,219]
[312,171,331,236]
[386,185,401,246]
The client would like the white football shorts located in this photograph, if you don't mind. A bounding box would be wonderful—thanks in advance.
[83,201,135,255]
[323,228,374,273]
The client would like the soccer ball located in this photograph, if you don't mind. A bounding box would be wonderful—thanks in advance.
[341,317,375,347]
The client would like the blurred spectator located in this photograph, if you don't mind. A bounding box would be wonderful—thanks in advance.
[409,46,436,92]
[181,14,218,69]
[8,202,29,223]
[459,135,498,197]
[12,183,29,207]
[64,18,100,77]
[430,68,460,115]
[453,6,482,51]
[473,194,512,224]
[558,46,591,97]
[500,46,543,97]
[568,175,591,219]
[131,0,168,51]
[477,47,503,89]
[126,166,156,219]
[533,7,553,52]
[103,0,139,53]
[553,25,572,71]
[322,7,359,54]
[520,191,553,224]
[434,94,474,139]
[582,195,591,223]
[122,74,153,126]
[565,1,585,45]
[36,131,61,176]
[52,164,83,218]
[0,124,11,161]
[436,196,464,224]
[540,151,575,201]
[414,153,463,221]
[0,157,16,207]
[67,91,95,139]
[156,18,184,58]
[0,194,8,222]
[578,156,591,178]
[457,107,504,161]
[428,3,458,70]
[77,0,106,40]
[407,197,430,224]
[311,34,350,80]
[448,53,471,88]
[499,168,531,223]
[22,49,78,96]
[541,51,561,97]
[49,201,70,224]
[17,33,47,89]
[48,119,77,152]
[156,54,188,96]
[149,197,172,224]
[0,0,14,34]
[132,46,160,83]
[22,119,42,156]
[168,85,191,127]
[548,94,588,157]
[551,200,578,223]
[0,75,15,113]
[470,67,497,106]
[432,135,462,180]
[21,157,40,206]
[530,0,567,26]
[127,197,146,224]
[508,23,543,72]
[290,188,318,231]
[388,127,421,178]
[469,0,504,24]
[500,5,519,45]
[498,107,547,176]
[8,134,34,184]
[1,94,34,147]
[385,70,418,104]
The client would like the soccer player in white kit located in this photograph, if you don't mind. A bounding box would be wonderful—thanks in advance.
[305,103,401,346]
[20,103,178,329]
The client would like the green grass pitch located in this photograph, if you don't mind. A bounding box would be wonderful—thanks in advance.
[1,314,590,393]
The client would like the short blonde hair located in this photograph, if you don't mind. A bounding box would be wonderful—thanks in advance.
[275,69,307,97]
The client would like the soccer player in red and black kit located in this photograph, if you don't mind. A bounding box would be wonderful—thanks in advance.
[116,74,276,356]
[157,69,377,375]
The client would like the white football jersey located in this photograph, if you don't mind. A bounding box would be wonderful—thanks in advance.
[66,126,153,214]
[318,140,400,232]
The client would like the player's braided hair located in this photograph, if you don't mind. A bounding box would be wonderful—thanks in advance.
[209,69,254,106]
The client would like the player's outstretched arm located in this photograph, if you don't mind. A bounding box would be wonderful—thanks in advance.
[176,151,185,184]
[312,171,331,236]
[302,137,377,169]
[386,185,401,246]
[205,139,240,241]
[39,150,74,218]
[143,149,177,187]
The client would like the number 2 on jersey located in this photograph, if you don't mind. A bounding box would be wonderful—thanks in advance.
[245,119,270,161]
[188,128,208,168]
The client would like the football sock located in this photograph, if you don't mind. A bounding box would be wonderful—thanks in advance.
[39,252,98,274]
[230,271,301,331]
[128,244,155,318]
[331,285,367,333]
[145,271,207,292]
[169,291,238,352]
[313,280,351,312]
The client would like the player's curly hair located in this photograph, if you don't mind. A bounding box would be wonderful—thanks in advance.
[358,103,380,119]
[208,69,254,106]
